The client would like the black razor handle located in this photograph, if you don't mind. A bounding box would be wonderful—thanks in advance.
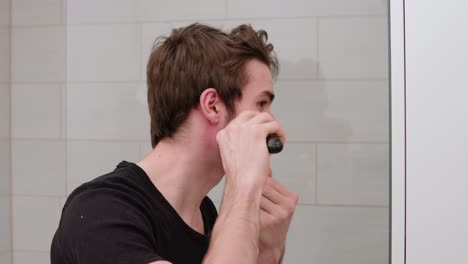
[267,135,283,154]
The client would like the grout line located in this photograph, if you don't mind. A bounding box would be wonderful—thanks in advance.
[314,143,319,204]
[11,24,64,29]
[10,138,67,142]
[10,249,49,253]
[63,0,68,197]
[315,17,320,79]
[287,140,389,144]
[60,14,387,26]
[7,138,387,144]
[58,84,64,139]
[277,77,389,82]
[8,0,14,262]
[7,78,389,85]
[11,193,65,199]
[300,202,389,208]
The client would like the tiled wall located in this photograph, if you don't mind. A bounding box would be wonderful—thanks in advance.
[0,0,11,263]
[8,0,390,263]
[9,0,65,263]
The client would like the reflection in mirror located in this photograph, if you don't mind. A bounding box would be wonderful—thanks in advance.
[5,0,389,263]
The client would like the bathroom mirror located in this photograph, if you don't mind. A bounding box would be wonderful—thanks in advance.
[4,0,390,263]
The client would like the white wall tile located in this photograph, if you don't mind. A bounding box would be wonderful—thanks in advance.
[141,23,173,80]
[0,0,10,25]
[0,196,11,252]
[0,141,10,195]
[13,251,49,264]
[317,144,389,205]
[12,196,61,251]
[139,141,153,159]
[12,84,62,139]
[12,27,66,82]
[271,143,316,203]
[0,27,10,82]
[66,141,140,193]
[273,80,389,142]
[67,24,140,81]
[318,17,388,79]
[12,0,61,25]
[66,82,149,140]
[137,0,225,21]
[12,141,66,196]
[223,19,317,79]
[228,0,387,18]
[285,205,388,264]
[0,84,9,139]
[67,0,137,24]
[0,252,12,264]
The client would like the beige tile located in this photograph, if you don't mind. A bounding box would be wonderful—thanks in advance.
[273,80,389,142]
[66,82,149,140]
[0,27,10,82]
[271,143,316,203]
[14,251,49,264]
[0,141,10,195]
[317,144,389,205]
[0,0,10,25]
[13,251,49,264]
[318,17,389,79]
[67,24,140,81]
[0,196,11,252]
[66,141,140,193]
[0,84,9,139]
[12,27,66,82]
[12,141,66,196]
[0,252,12,264]
[141,23,173,80]
[12,0,61,25]
[11,84,62,139]
[227,0,387,18]
[285,205,388,264]
[12,196,61,251]
[67,0,137,24]
[137,0,225,21]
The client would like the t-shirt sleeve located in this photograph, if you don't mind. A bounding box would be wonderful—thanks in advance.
[56,188,164,264]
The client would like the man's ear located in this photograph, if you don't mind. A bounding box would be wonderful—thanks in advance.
[199,88,226,125]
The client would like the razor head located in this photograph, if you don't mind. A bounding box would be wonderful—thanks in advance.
[267,135,283,154]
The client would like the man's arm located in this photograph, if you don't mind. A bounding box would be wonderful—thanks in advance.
[203,111,285,263]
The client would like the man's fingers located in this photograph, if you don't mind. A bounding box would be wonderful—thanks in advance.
[231,111,258,125]
[266,177,297,198]
[262,182,284,204]
[260,195,283,217]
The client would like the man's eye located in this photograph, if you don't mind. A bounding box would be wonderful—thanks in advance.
[258,101,268,108]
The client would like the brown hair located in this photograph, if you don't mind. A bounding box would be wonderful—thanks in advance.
[147,23,278,148]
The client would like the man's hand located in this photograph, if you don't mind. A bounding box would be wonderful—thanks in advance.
[204,111,285,264]
[258,177,298,263]
[216,111,285,188]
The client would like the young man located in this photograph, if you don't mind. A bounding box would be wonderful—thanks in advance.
[51,23,298,264]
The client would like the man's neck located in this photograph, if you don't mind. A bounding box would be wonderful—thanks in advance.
[136,138,223,233]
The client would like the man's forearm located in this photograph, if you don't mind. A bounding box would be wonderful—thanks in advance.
[203,181,262,264]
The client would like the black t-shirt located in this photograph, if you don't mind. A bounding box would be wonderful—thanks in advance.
[51,161,218,264]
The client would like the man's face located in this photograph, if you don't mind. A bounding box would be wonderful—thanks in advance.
[234,59,275,117]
